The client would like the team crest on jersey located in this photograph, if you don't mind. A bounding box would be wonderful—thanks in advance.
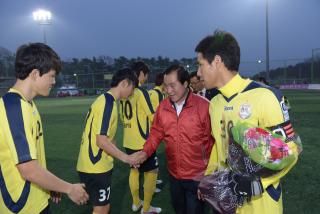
[280,100,290,121]
[239,103,251,119]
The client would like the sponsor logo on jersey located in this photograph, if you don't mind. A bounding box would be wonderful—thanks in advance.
[123,122,131,128]
[239,103,251,119]
[224,106,233,111]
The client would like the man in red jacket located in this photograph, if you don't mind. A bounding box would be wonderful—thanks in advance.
[131,64,214,214]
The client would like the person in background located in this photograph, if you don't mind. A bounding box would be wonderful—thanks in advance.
[148,72,166,194]
[121,61,161,214]
[189,71,219,100]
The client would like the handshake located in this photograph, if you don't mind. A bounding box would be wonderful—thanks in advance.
[123,150,148,168]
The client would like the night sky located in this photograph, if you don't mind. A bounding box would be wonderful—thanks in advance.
[1,0,319,62]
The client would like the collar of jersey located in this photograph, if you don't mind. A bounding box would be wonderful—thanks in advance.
[219,74,249,98]
[154,86,163,92]
[106,90,116,101]
[9,88,29,101]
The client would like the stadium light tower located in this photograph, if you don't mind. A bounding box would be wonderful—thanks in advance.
[265,0,270,81]
[311,48,320,83]
[33,9,52,44]
[73,73,79,88]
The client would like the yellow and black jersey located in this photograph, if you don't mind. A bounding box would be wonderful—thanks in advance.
[121,86,155,150]
[0,88,49,214]
[149,86,165,111]
[77,91,118,174]
[205,74,299,214]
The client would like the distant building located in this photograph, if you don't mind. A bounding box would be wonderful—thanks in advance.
[98,55,114,65]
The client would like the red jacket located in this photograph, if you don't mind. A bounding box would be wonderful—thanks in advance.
[143,91,214,180]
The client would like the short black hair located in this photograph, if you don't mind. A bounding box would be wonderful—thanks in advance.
[189,71,200,80]
[258,77,268,85]
[195,30,240,71]
[164,64,189,85]
[130,61,150,77]
[110,68,138,87]
[15,43,61,80]
[154,72,164,86]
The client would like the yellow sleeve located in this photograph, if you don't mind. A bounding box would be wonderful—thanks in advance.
[137,87,155,121]
[148,90,159,111]
[260,90,300,188]
[205,144,219,175]
[3,97,36,164]
[96,95,115,138]
[205,99,228,175]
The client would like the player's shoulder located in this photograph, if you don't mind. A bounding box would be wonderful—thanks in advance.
[2,91,23,103]
[136,86,149,96]
[0,91,29,113]
[242,81,283,102]
[191,92,210,105]
[93,93,115,108]
[148,88,156,93]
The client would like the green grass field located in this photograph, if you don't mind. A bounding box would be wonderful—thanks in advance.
[35,90,320,214]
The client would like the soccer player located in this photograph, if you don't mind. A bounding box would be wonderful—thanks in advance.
[149,72,165,110]
[76,68,137,214]
[195,30,300,214]
[0,43,88,214]
[149,72,166,193]
[121,61,161,213]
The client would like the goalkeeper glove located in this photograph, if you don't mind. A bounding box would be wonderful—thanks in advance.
[228,172,263,198]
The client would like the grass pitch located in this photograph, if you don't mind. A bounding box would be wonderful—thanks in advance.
[35,90,320,214]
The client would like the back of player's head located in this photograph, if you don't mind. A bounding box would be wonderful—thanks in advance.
[164,64,189,85]
[110,68,138,87]
[195,29,240,71]
[15,43,61,80]
[130,61,150,77]
[154,72,164,86]
[258,76,268,85]
[189,71,200,80]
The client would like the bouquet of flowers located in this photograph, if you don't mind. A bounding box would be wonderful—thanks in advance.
[199,121,302,213]
[198,169,244,214]
[227,121,300,178]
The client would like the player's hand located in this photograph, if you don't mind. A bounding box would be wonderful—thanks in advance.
[67,183,89,205]
[228,172,263,198]
[129,151,147,166]
[125,153,140,167]
[50,191,62,204]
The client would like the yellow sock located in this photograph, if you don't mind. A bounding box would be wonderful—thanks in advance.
[129,168,140,206]
[143,171,158,212]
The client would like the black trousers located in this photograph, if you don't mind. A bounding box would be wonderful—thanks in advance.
[169,174,205,214]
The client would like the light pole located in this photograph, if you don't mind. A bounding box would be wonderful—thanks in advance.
[311,48,320,83]
[186,64,190,72]
[33,9,52,44]
[73,73,79,88]
[265,0,270,81]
